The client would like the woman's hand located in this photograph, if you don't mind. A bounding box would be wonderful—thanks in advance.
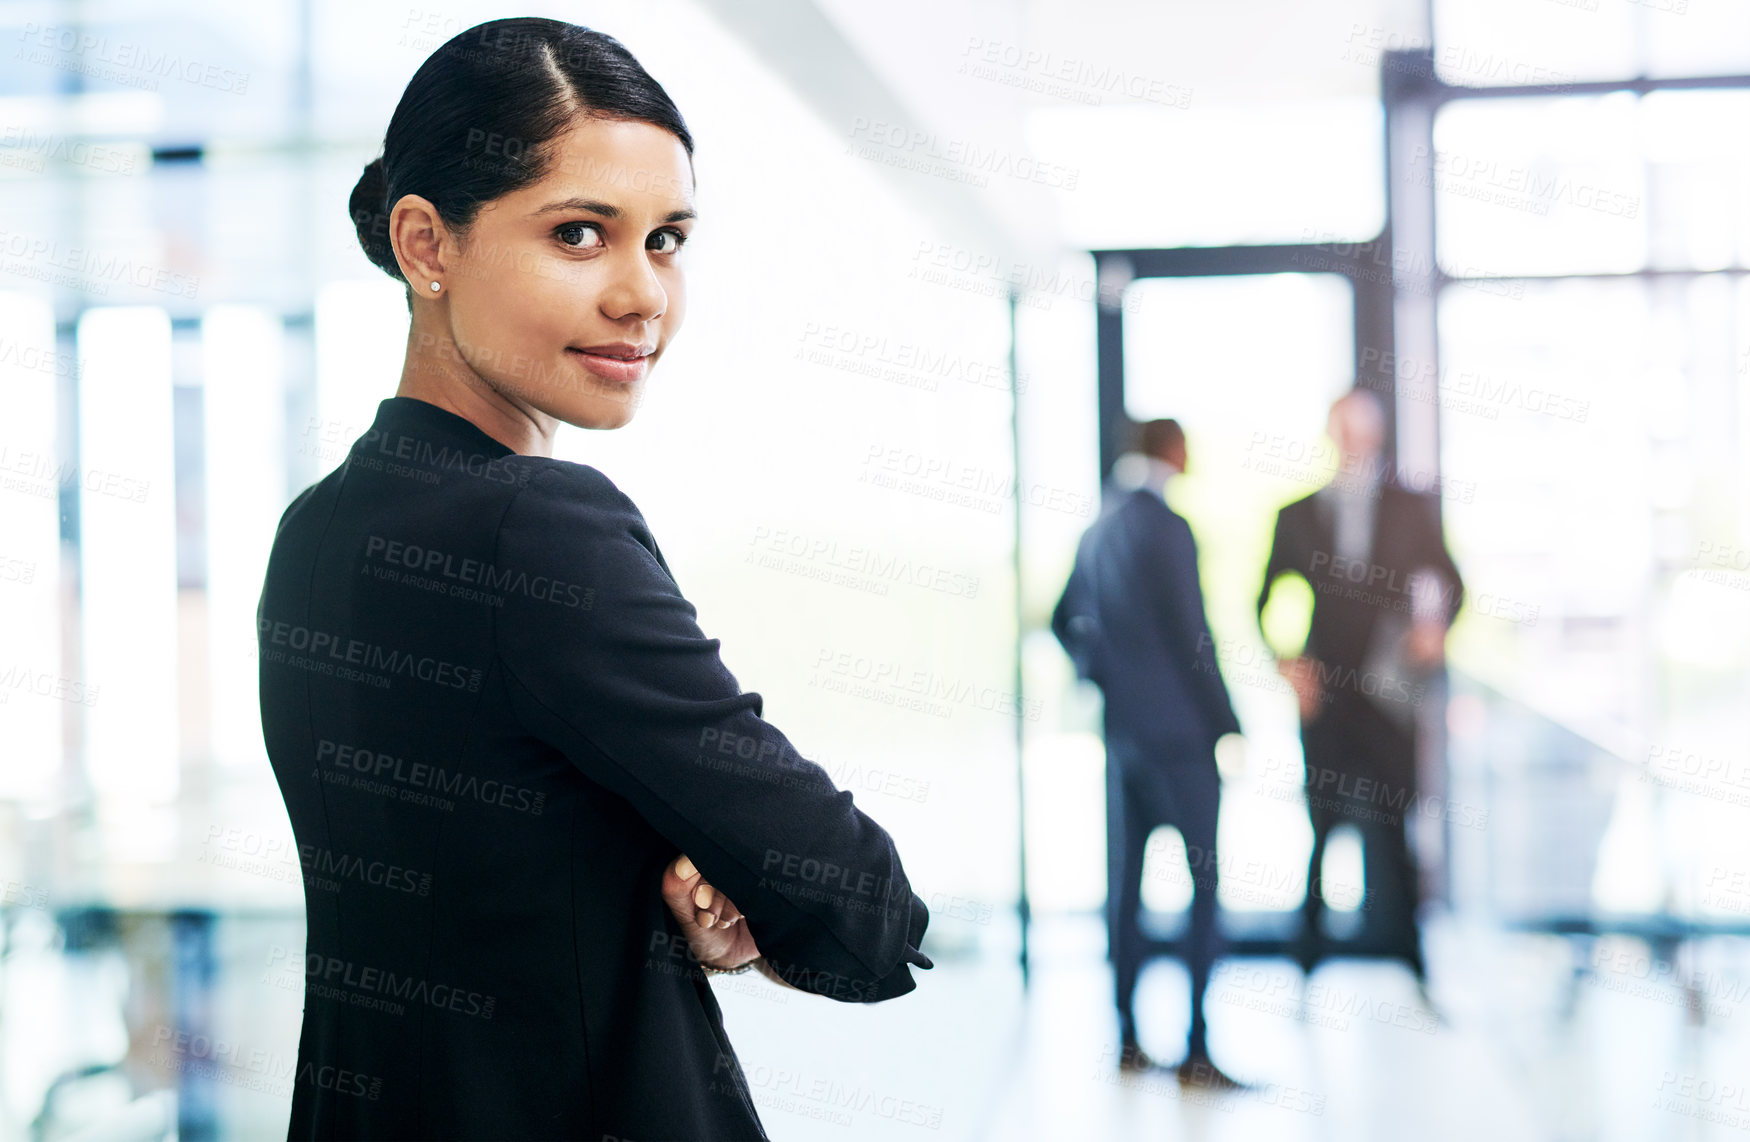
[661,853,763,971]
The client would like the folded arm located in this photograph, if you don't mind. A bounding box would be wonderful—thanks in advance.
[495,464,930,1003]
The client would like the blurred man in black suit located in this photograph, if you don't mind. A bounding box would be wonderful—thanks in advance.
[1257,388,1463,984]
[1053,418,1244,1089]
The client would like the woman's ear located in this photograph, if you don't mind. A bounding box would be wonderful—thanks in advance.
[389,193,448,289]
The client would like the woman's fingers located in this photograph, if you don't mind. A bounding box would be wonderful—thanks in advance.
[702,884,746,929]
[665,854,701,897]
[693,879,722,928]
[664,855,713,930]
[670,853,744,930]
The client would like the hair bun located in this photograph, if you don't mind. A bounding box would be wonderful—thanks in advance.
[349,156,403,282]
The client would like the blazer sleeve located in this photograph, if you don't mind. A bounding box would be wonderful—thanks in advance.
[1049,552,1076,653]
[1149,511,1242,740]
[1050,532,1100,683]
[493,463,931,1003]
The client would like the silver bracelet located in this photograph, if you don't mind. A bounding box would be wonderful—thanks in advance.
[701,957,757,976]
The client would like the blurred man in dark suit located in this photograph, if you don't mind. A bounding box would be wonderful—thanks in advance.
[1257,388,1463,985]
[1052,418,1244,1089]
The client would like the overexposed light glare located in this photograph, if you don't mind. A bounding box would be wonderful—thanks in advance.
[0,292,62,803]
[1638,0,1750,78]
[202,306,286,770]
[1024,99,1385,250]
[1438,278,1653,641]
[1023,731,1108,913]
[314,279,408,470]
[1658,571,1750,669]
[1433,94,1647,278]
[1432,0,1639,87]
[1637,89,1750,271]
[1590,777,1668,913]
[77,306,178,804]
[1322,826,1364,913]
[1123,272,1355,434]
[1141,827,1192,913]
[0,92,165,138]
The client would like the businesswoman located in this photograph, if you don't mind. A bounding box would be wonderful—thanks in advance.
[257,18,932,1140]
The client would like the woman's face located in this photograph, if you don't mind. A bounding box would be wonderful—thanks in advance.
[431,116,695,431]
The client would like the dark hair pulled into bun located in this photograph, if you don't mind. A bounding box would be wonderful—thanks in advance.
[349,155,401,283]
[346,17,694,299]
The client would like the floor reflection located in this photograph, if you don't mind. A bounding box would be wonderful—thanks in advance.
[7,905,1750,1141]
[3,907,303,1141]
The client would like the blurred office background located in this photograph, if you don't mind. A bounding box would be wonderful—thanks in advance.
[3,0,1750,1138]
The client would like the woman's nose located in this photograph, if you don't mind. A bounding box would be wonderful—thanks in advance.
[598,249,667,322]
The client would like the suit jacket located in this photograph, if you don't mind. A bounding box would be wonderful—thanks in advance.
[1051,485,1241,756]
[1256,479,1464,717]
[258,396,931,1141]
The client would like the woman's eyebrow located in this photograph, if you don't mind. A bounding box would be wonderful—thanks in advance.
[530,196,696,224]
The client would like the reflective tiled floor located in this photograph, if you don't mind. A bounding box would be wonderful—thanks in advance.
[6,907,1749,1140]
[975,916,1750,1142]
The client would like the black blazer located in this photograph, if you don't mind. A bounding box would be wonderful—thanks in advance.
[1050,485,1241,754]
[1256,481,1465,675]
[257,396,931,1141]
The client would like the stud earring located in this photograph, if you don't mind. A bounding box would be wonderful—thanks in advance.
[430,281,441,292]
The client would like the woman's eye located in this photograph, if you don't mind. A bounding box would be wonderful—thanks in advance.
[649,228,688,255]
[556,222,603,249]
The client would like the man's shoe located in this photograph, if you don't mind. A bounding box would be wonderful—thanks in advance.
[1412,974,1447,1027]
[1117,1042,1158,1074]
[1291,929,1322,977]
[1174,1051,1249,1092]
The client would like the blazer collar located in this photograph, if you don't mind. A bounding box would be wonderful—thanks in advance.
[367,396,517,460]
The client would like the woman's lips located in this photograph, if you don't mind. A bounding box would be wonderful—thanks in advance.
[567,348,650,384]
